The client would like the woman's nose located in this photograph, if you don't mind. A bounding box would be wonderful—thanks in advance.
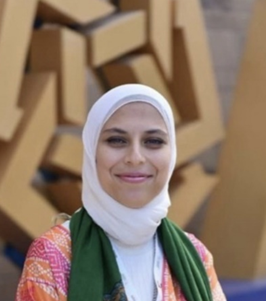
[124,144,145,165]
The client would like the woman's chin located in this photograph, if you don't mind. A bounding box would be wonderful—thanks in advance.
[115,197,151,209]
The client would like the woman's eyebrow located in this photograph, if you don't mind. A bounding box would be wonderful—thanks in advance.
[145,129,168,136]
[103,128,168,136]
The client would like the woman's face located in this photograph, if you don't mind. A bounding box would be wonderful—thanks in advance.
[96,102,171,208]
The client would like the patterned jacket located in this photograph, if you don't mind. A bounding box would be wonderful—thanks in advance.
[16,225,226,301]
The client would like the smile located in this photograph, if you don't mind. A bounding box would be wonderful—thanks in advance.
[115,173,152,184]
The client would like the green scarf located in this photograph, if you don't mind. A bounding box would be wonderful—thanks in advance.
[68,208,212,301]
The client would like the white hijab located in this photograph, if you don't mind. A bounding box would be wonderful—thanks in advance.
[82,84,177,245]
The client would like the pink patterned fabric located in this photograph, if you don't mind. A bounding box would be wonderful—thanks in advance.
[16,225,70,301]
[16,225,226,301]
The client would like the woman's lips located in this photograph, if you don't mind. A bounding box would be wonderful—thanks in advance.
[116,173,152,184]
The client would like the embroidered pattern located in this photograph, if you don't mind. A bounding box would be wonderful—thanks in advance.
[104,282,127,301]
[16,227,226,301]
[16,225,70,301]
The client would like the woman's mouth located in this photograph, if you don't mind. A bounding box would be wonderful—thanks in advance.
[115,173,152,184]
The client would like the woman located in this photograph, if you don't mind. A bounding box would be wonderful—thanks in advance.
[16,84,226,301]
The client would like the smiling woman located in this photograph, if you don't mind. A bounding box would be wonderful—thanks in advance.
[96,102,171,208]
[15,84,226,301]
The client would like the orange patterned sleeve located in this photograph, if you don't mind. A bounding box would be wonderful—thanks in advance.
[15,225,71,301]
[187,233,227,301]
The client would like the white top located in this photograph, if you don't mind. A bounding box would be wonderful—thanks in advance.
[109,234,164,301]
[62,221,164,301]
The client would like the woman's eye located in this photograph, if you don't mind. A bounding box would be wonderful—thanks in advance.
[145,138,165,147]
[106,137,126,146]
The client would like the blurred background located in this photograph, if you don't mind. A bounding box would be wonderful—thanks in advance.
[1,0,266,300]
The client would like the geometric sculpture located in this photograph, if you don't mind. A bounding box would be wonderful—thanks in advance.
[120,0,173,81]
[172,0,224,166]
[43,133,83,176]
[201,0,266,279]
[37,0,115,25]
[169,163,219,228]
[84,11,146,67]
[0,0,37,141]
[103,54,181,123]
[0,0,224,253]
[30,27,87,125]
[46,181,81,215]
[0,73,57,253]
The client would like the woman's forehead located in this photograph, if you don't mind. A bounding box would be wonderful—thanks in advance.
[102,102,167,129]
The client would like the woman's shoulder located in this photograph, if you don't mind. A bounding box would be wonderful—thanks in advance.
[27,224,71,262]
[185,233,227,300]
[16,225,71,300]
[185,232,213,266]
